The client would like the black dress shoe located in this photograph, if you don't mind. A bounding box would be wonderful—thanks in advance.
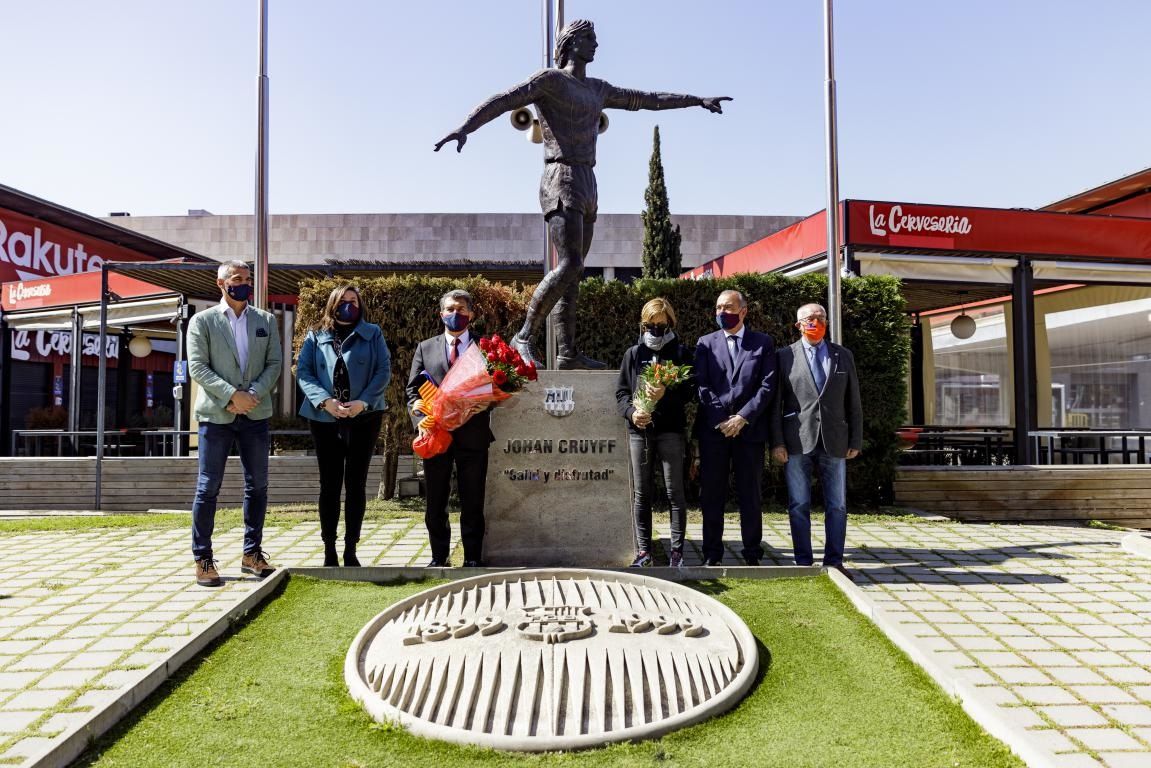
[704,557,722,566]
[322,543,339,568]
[426,558,452,568]
[343,548,361,568]
[743,557,762,566]
[462,560,483,568]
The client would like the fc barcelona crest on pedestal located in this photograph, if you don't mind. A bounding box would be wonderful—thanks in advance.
[543,385,575,417]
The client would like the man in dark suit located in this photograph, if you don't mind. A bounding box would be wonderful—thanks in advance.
[406,289,493,567]
[770,303,862,579]
[694,289,777,566]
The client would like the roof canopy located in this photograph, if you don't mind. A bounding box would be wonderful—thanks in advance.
[684,200,1151,313]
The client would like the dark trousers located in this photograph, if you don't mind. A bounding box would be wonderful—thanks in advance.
[191,416,269,560]
[698,436,765,562]
[309,412,383,546]
[423,441,489,563]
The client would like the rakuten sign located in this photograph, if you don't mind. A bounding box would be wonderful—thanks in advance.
[0,219,102,279]
[0,207,152,284]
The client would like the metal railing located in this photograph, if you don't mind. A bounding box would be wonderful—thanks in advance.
[897,426,1015,466]
[1030,430,1151,465]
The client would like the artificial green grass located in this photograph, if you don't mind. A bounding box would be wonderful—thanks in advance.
[76,575,1020,768]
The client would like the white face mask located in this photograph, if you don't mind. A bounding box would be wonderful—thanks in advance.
[644,329,675,351]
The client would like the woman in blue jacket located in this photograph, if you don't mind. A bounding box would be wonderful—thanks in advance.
[297,285,391,566]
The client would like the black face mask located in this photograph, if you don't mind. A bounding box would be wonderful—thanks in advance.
[442,312,470,332]
[226,283,252,303]
[335,301,360,324]
[715,312,740,331]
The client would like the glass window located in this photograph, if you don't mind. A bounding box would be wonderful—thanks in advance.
[926,303,1010,426]
[1038,286,1151,429]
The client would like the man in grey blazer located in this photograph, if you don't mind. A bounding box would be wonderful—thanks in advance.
[187,260,282,587]
[770,303,862,578]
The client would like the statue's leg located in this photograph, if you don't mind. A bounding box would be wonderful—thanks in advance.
[555,215,605,370]
[513,207,583,369]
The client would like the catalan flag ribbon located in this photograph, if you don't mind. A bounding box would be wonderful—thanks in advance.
[415,373,440,431]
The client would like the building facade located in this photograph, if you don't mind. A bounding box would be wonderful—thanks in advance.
[103,212,801,281]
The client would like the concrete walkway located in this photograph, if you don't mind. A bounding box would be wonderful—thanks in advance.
[0,516,1148,767]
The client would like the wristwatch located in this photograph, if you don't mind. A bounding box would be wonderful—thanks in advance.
[318,398,330,410]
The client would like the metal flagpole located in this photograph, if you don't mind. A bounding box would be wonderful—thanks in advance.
[823,0,843,342]
[254,0,270,310]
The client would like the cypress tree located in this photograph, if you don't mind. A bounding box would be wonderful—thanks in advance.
[641,125,683,279]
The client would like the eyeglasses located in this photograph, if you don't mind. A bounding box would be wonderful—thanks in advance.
[642,323,669,333]
[797,315,827,324]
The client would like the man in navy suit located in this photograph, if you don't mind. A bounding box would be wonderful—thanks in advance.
[406,289,494,568]
[770,303,862,580]
[694,290,777,565]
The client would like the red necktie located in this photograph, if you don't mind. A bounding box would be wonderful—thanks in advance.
[449,338,459,366]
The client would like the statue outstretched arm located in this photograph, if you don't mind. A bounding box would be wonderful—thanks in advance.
[434,72,549,152]
[605,87,732,114]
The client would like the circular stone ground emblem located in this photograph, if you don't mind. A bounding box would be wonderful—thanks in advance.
[345,568,758,751]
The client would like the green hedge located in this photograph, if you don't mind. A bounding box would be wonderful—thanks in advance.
[293,273,908,504]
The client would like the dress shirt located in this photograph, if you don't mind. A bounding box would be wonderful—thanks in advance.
[444,329,471,365]
[219,299,249,374]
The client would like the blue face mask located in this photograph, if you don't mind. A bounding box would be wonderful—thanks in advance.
[226,283,252,303]
[335,301,360,324]
[716,312,740,331]
[442,312,470,332]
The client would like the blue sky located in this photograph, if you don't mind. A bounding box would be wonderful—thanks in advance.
[2,1,1148,218]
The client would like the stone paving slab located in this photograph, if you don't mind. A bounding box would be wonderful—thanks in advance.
[0,515,1148,767]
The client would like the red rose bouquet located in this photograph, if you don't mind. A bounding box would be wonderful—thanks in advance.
[477,333,538,392]
[412,334,538,459]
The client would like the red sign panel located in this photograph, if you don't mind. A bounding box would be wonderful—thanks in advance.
[1,272,171,312]
[0,206,155,285]
[846,200,1151,261]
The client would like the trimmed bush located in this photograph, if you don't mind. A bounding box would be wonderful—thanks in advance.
[293,274,907,504]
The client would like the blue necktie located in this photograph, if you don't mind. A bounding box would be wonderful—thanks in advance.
[810,345,826,392]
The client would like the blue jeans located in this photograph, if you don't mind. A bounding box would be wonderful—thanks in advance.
[191,416,270,559]
[785,448,848,566]
[627,431,687,554]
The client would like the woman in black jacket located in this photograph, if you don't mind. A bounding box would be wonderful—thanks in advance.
[615,298,694,568]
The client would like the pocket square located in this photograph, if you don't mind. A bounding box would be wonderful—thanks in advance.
[256,328,269,337]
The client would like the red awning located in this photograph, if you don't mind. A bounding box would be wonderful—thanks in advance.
[1,271,173,312]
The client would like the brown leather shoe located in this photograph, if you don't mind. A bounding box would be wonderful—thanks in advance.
[241,550,276,579]
[195,557,223,587]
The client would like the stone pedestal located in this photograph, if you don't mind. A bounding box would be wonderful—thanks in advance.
[482,371,632,567]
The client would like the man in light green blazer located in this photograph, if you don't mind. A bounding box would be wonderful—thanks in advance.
[187,260,282,587]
